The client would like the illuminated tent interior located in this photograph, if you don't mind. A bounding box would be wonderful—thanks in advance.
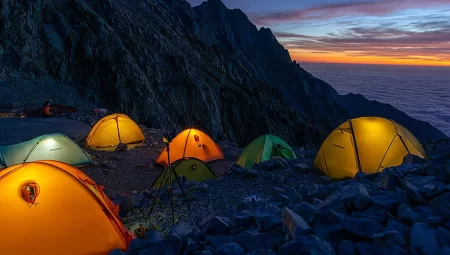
[313,116,429,179]
[236,134,296,168]
[152,157,216,188]
[155,129,224,165]
[0,133,92,168]
[87,113,145,151]
[0,160,133,255]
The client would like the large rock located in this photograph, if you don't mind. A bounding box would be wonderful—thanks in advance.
[291,202,320,224]
[410,223,439,255]
[277,235,335,255]
[231,232,274,253]
[355,242,408,255]
[282,208,312,239]
[214,242,244,255]
[430,192,450,220]
[207,217,232,235]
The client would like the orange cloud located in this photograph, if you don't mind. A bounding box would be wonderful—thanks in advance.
[290,49,450,66]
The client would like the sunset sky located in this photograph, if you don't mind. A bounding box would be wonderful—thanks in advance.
[188,0,450,66]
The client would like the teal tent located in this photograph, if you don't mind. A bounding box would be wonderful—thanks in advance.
[0,133,93,168]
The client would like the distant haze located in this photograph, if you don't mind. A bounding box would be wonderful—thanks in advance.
[188,0,450,66]
[301,62,450,136]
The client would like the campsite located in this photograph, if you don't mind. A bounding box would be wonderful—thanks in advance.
[0,110,449,255]
[1,0,449,254]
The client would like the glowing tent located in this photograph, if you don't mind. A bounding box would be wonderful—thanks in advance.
[313,117,429,180]
[236,134,296,168]
[0,133,92,168]
[155,129,224,165]
[152,158,216,188]
[0,160,133,255]
[87,113,145,151]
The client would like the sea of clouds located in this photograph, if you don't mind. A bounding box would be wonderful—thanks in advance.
[302,62,450,137]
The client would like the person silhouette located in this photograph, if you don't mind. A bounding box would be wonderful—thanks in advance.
[42,101,53,118]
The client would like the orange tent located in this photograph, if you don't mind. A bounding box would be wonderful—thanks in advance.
[87,113,145,151]
[155,129,224,165]
[0,160,133,255]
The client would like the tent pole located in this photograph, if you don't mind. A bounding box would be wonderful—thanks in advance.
[348,119,363,172]
[182,129,192,158]
[116,116,122,144]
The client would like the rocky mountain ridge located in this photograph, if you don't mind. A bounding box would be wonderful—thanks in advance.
[0,0,445,148]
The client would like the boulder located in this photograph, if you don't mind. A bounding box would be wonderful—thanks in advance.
[410,223,439,255]
[397,204,422,225]
[427,216,446,227]
[291,202,320,224]
[231,232,274,253]
[355,242,408,255]
[194,251,212,255]
[207,217,232,235]
[377,167,405,190]
[420,181,447,199]
[436,227,450,247]
[128,230,164,252]
[282,208,312,239]
[245,249,276,255]
[385,219,411,244]
[338,240,355,255]
[255,159,287,171]
[214,242,244,255]
[233,212,254,230]
[430,192,450,220]
[278,235,335,255]
[317,192,347,214]
[372,231,406,248]
[136,235,182,255]
[350,206,387,224]
[293,163,310,173]
[207,235,233,249]
[403,180,428,204]
[339,182,373,210]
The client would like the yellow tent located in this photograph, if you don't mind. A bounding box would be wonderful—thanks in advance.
[0,160,133,255]
[87,113,145,151]
[313,117,428,179]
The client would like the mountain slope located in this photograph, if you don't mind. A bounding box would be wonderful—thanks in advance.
[0,0,340,146]
[191,0,447,142]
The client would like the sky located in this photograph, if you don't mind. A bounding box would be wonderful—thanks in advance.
[188,0,450,66]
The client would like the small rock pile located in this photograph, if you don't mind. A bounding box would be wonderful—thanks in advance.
[109,140,450,255]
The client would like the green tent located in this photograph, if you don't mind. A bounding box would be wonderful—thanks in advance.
[0,133,93,168]
[152,158,216,188]
[236,134,296,168]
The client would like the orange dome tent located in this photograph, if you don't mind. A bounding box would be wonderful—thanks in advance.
[155,129,224,165]
[0,160,133,255]
[87,113,145,151]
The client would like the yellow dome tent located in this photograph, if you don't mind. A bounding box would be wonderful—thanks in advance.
[87,113,145,151]
[0,160,133,255]
[155,129,224,166]
[313,117,428,179]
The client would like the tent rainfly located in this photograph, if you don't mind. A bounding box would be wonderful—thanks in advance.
[0,133,92,168]
[155,129,224,166]
[152,157,216,188]
[87,113,145,151]
[236,134,296,168]
[0,160,133,254]
[313,116,429,179]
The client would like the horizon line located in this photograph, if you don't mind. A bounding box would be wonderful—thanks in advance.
[297,60,450,68]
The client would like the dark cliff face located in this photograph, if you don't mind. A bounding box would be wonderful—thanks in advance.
[0,0,338,147]
[192,0,347,133]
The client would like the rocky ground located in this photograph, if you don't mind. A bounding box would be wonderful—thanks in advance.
[57,112,450,255]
